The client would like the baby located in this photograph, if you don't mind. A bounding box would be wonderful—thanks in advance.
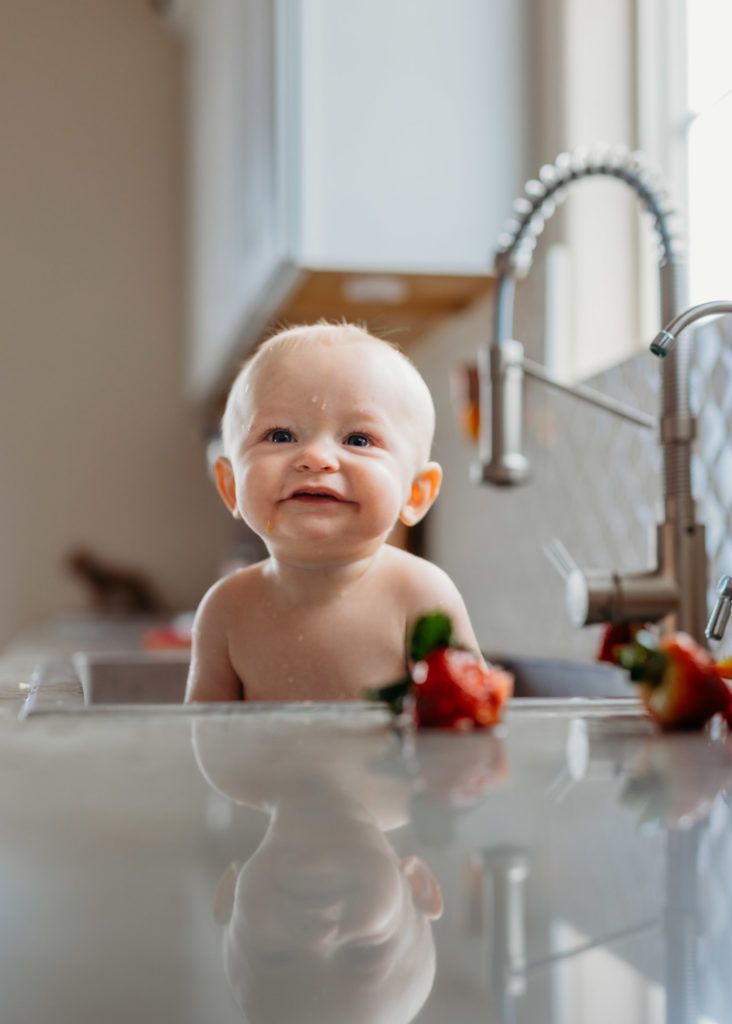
[185,321,482,703]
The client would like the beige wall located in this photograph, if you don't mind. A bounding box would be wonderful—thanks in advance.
[0,0,230,645]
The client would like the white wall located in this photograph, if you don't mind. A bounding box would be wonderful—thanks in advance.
[0,0,230,645]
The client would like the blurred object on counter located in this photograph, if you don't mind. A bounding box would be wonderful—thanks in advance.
[449,362,480,442]
[596,622,650,664]
[617,630,732,731]
[66,548,165,614]
[140,612,193,650]
[716,658,732,680]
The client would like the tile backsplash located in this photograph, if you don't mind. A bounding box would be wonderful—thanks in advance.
[414,298,732,663]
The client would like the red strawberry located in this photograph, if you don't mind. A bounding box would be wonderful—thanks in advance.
[366,612,513,729]
[412,648,513,729]
[617,630,732,730]
[596,622,646,665]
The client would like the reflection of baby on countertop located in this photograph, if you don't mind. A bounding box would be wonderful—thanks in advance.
[185,321,482,704]
[192,714,444,1024]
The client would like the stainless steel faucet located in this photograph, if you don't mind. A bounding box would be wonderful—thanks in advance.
[650,300,732,356]
[476,145,714,644]
[707,575,732,643]
[649,300,732,645]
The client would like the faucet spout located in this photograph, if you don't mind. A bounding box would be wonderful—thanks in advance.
[651,301,732,356]
[706,575,732,642]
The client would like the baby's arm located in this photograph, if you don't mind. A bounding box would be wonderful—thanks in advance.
[184,580,244,703]
[401,555,484,661]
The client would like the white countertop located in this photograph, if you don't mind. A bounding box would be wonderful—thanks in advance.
[1,618,731,1023]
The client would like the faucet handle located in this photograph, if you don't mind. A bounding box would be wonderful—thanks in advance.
[544,538,679,628]
[543,538,578,580]
[544,539,615,626]
[706,575,732,642]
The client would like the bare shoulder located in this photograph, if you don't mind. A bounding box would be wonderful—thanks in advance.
[194,562,268,624]
[379,548,482,653]
[382,547,462,601]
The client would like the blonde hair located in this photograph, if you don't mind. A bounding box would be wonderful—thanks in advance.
[220,321,435,465]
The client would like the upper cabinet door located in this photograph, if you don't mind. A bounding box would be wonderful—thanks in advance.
[293,0,528,273]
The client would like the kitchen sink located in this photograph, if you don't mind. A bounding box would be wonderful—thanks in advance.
[487,654,633,700]
[73,650,190,704]
[21,648,634,716]
[21,651,191,716]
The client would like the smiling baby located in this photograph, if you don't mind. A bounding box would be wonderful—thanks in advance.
[184,322,482,703]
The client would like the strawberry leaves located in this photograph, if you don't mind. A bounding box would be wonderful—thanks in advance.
[408,612,455,662]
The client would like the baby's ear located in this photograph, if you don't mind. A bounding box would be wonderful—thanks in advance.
[401,855,444,919]
[399,463,442,527]
[214,457,240,518]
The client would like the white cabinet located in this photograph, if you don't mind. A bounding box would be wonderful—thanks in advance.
[295,0,528,272]
[180,0,530,405]
[183,0,295,404]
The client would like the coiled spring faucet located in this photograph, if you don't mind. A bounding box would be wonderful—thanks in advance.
[478,145,715,645]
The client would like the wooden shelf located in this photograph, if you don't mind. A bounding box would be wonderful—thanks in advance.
[272,269,494,348]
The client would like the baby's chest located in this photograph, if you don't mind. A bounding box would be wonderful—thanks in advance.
[229,601,408,701]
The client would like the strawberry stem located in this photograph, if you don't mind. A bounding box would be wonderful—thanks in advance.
[615,634,668,688]
[408,612,454,662]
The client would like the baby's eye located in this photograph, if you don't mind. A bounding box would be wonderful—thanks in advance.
[267,428,294,443]
[344,433,371,448]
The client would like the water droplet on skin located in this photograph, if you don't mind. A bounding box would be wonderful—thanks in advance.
[297,634,304,642]
[311,395,319,403]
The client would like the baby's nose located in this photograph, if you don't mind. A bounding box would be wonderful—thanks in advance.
[295,437,339,472]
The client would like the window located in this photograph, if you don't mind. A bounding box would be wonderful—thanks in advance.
[684,0,732,301]
[640,0,732,306]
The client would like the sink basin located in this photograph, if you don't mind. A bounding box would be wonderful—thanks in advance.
[73,650,190,704]
[21,648,633,716]
[21,651,191,716]
[486,654,634,699]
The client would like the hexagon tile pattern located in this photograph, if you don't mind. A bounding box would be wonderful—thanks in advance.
[536,316,732,661]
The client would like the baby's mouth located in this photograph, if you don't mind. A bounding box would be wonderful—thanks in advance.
[287,488,344,502]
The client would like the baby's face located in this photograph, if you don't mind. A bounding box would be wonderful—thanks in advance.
[223,339,430,562]
[223,808,439,1023]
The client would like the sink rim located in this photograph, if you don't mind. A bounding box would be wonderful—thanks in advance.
[20,649,637,718]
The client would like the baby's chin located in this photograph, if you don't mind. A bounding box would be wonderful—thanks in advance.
[264,530,390,566]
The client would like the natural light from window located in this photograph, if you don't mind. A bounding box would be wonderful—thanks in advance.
[685,0,732,302]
